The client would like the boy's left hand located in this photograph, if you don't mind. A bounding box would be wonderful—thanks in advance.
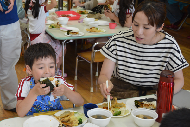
[52,84,65,96]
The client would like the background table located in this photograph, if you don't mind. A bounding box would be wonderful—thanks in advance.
[46,15,128,77]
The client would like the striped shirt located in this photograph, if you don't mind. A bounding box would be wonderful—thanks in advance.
[100,29,189,87]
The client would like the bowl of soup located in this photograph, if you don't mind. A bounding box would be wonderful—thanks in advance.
[131,108,158,127]
[87,108,112,127]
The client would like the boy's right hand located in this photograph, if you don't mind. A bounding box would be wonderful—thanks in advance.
[0,3,3,12]
[33,83,50,95]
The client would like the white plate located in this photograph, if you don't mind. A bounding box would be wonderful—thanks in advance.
[60,26,79,32]
[86,28,106,33]
[97,102,131,117]
[23,115,59,127]
[46,20,55,25]
[65,32,84,36]
[126,96,157,110]
[54,110,87,127]
[94,20,110,25]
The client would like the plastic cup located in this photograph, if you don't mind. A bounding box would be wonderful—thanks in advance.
[109,23,117,29]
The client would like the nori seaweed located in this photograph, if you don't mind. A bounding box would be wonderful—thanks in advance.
[40,78,54,95]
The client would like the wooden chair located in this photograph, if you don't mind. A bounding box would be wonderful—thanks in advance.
[74,42,106,92]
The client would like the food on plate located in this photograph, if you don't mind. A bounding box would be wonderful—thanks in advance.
[77,10,89,14]
[98,97,130,116]
[67,29,79,35]
[40,77,60,95]
[47,15,59,21]
[86,27,104,32]
[87,13,102,19]
[134,98,156,110]
[54,111,85,126]
[136,114,154,119]
[48,23,62,28]
[61,14,71,17]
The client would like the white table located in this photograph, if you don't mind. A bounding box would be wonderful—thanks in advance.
[0,95,160,127]
[45,14,128,87]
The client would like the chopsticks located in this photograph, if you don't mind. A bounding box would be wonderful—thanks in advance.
[106,80,111,110]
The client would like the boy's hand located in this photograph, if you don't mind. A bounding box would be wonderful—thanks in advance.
[52,84,65,96]
[5,0,14,14]
[33,83,50,95]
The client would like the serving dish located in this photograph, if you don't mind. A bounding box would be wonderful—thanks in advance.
[54,110,87,127]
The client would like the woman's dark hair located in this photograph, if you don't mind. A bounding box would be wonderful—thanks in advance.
[25,0,40,18]
[24,43,56,69]
[118,0,133,27]
[132,0,166,29]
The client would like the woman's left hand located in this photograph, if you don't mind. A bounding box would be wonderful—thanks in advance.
[52,85,65,96]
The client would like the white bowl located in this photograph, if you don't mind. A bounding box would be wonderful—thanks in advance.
[131,108,158,127]
[97,0,106,3]
[83,18,95,25]
[58,17,69,25]
[87,108,112,127]
[88,22,99,27]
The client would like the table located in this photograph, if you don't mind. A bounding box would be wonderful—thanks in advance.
[45,15,128,79]
[0,95,160,127]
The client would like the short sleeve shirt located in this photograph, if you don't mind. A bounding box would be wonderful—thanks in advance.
[100,29,189,87]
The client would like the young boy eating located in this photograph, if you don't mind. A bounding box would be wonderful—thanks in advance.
[16,43,84,117]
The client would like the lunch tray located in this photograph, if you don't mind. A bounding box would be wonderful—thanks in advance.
[55,11,81,20]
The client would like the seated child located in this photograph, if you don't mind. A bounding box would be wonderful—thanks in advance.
[16,43,84,117]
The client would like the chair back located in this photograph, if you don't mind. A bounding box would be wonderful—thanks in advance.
[91,42,107,63]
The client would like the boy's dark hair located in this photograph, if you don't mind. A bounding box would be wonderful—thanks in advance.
[160,108,190,127]
[24,43,56,69]
[132,0,166,29]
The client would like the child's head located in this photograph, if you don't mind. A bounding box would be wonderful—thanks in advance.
[24,43,56,82]
[25,0,46,18]
[160,108,190,127]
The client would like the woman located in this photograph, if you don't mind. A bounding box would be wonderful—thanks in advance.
[98,0,189,100]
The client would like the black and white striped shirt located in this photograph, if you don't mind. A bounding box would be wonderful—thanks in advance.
[100,29,189,87]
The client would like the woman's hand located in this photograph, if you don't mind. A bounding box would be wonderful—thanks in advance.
[104,10,116,20]
[99,82,113,99]
[32,83,50,96]
[52,84,65,96]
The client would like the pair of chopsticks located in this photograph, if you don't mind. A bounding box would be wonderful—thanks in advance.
[106,80,111,110]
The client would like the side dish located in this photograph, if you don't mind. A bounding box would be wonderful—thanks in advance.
[134,98,156,110]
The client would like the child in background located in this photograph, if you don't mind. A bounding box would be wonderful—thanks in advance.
[16,43,84,117]
[25,0,64,76]
[104,0,135,27]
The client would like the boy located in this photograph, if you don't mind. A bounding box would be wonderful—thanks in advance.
[16,43,84,117]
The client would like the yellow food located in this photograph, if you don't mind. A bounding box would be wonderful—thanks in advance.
[49,23,62,28]
[86,27,104,32]
[54,111,79,126]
